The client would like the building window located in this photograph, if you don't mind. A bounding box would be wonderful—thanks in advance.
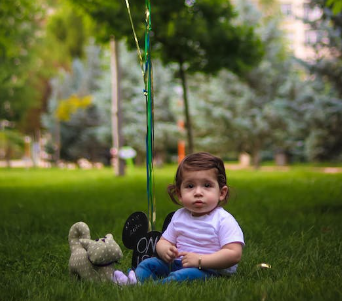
[281,3,292,17]
[303,3,322,21]
[304,30,318,45]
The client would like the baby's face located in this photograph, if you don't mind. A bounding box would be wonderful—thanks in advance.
[178,169,227,216]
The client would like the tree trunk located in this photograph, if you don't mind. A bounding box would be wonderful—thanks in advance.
[252,146,261,169]
[54,118,60,164]
[5,144,11,168]
[179,61,194,154]
[110,37,125,176]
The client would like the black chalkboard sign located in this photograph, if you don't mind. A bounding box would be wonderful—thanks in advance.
[122,211,175,269]
[162,211,175,233]
[122,212,149,250]
[132,230,161,268]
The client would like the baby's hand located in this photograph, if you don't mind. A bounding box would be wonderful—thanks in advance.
[179,252,200,268]
[162,245,179,263]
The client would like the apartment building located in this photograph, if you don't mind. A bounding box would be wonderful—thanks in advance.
[279,0,322,60]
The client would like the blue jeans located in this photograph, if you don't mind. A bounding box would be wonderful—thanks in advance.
[135,257,218,284]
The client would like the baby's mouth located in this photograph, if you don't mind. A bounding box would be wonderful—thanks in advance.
[193,201,204,206]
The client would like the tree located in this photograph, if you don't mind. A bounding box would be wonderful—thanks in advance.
[67,0,264,154]
[304,0,342,97]
[149,0,264,154]
[230,1,308,166]
[43,41,179,164]
[92,44,179,164]
[300,0,342,161]
[297,80,342,161]
[42,42,106,163]
[0,0,96,141]
[187,0,306,167]
[326,0,342,15]
[0,0,44,125]
[0,129,24,167]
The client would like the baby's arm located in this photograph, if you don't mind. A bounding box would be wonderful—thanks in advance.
[156,237,179,263]
[179,242,242,269]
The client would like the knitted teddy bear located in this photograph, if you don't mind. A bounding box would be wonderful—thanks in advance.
[68,221,123,281]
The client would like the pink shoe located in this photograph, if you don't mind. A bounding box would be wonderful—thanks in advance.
[127,270,137,284]
[112,270,128,285]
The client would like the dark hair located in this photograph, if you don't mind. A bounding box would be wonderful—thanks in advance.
[167,152,229,206]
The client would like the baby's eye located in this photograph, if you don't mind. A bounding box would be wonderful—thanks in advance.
[204,183,212,188]
[186,184,194,188]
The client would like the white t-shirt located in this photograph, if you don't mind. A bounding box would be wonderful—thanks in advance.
[162,207,244,275]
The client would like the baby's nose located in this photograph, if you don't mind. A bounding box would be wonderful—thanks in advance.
[194,186,203,195]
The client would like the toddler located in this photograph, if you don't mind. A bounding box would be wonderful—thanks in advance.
[113,152,244,284]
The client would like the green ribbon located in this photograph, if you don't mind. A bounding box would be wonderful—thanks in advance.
[144,0,155,231]
[125,0,155,231]
[124,0,144,76]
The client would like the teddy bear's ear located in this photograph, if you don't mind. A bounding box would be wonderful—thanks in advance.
[79,238,92,250]
[105,234,113,240]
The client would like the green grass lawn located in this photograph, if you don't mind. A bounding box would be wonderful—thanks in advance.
[0,165,341,301]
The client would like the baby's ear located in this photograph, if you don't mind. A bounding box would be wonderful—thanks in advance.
[176,188,182,198]
[79,238,92,250]
[219,185,229,200]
